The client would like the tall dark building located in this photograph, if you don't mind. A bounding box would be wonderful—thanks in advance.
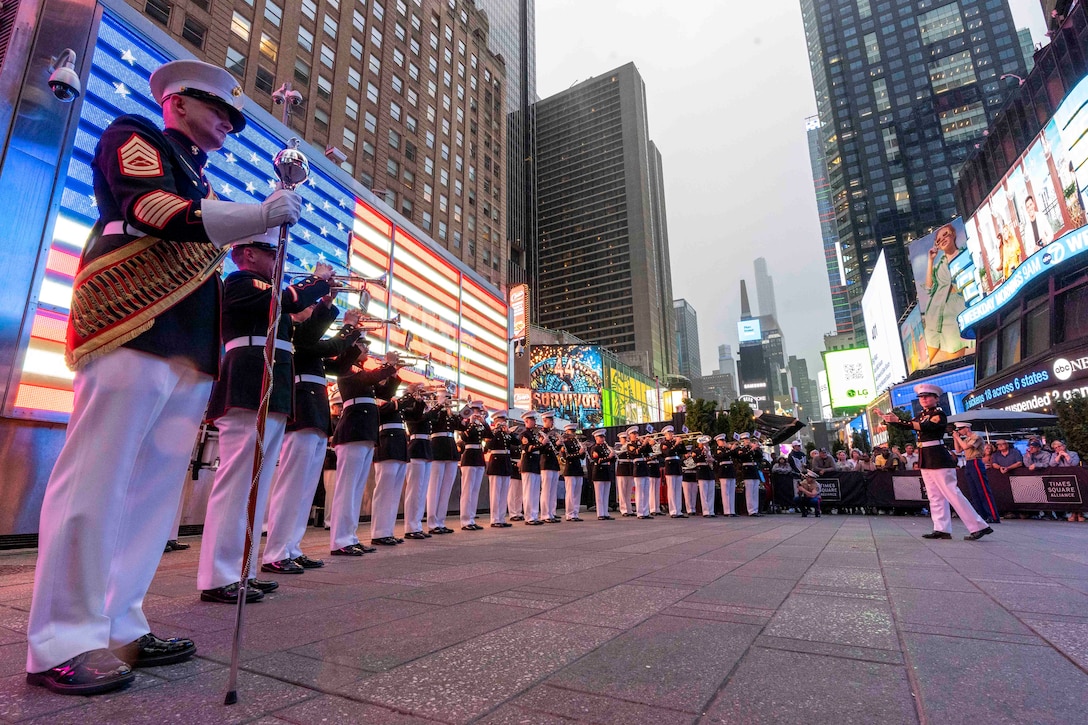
[534,63,676,379]
[788,355,819,422]
[753,257,778,319]
[801,0,1028,314]
[673,299,702,381]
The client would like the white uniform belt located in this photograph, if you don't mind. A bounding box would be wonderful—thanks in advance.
[410,434,430,440]
[102,220,142,236]
[919,440,944,448]
[632,458,645,462]
[225,336,293,354]
[489,449,509,454]
[380,423,405,431]
[343,396,377,408]
[464,444,482,449]
[665,456,680,460]
[431,431,454,438]
[295,374,327,385]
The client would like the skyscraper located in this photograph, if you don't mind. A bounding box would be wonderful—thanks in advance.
[717,344,736,379]
[128,0,509,285]
[534,63,676,379]
[800,0,1028,315]
[673,299,702,381]
[788,355,819,422]
[753,257,777,320]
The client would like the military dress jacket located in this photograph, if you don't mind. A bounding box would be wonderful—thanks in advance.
[331,362,398,445]
[288,305,361,434]
[889,407,957,469]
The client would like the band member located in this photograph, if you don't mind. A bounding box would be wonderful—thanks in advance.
[632,427,653,519]
[400,382,436,539]
[735,433,764,517]
[695,436,717,517]
[26,59,300,695]
[197,238,332,603]
[458,401,491,530]
[660,426,686,518]
[561,424,587,521]
[647,435,663,515]
[681,447,699,516]
[589,430,615,520]
[370,372,409,546]
[615,432,635,516]
[329,347,399,555]
[485,411,514,527]
[262,301,362,574]
[539,412,563,523]
[520,412,545,525]
[508,427,524,521]
[714,435,738,517]
[882,384,992,540]
[426,390,464,534]
[953,422,1000,524]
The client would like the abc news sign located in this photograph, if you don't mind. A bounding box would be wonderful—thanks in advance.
[964,348,1088,412]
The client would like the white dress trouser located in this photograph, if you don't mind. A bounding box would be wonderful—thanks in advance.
[522,472,542,521]
[403,460,430,534]
[371,461,407,539]
[616,476,635,514]
[330,441,375,549]
[699,480,715,515]
[593,481,611,516]
[635,477,651,517]
[27,350,211,673]
[264,428,326,563]
[197,409,286,591]
[666,475,684,516]
[540,469,560,519]
[426,460,459,529]
[649,477,660,513]
[744,477,760,515]
[565,476,583,519]
[682,481,699,514]
[459,466,485,526]
[719,478,736,515]
[489,475,510,524]
[508,476,524,517]
[922,467,987,533]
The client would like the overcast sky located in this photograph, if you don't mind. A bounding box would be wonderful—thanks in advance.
[535,0,1048,380]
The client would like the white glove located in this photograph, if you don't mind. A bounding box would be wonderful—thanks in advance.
[199,190,303,248]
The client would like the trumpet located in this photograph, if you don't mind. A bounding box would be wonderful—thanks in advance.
[285,271,388,292]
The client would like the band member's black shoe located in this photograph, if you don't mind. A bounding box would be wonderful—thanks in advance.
[354,543,377,553]
[568,517,583,522]
[597,515,614,520]
[422,531,433,537]
[371,537,400,546]
[621,513,636,517]
[247,578,278,593]
[200,583,264,604]
[750,513,764,518]
[294,554,325,568]
[331,545,364,556]
[404,531,428,540]
[116,633,196,668]
[163,539,190,552]
[261,558,304,574]
[27,650,134,695]
[637,516,652,520]
[509,515,525,521]
[525,520,544,525]
[964,526,994,541]
[922,531,952,539]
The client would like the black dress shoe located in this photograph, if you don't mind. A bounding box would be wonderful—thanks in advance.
[670,514,682,518]
[422,531,433,537]
[354,543,377,553]
[261,558,305,574]
[294,554,325,569]
[964,526,994,541]
[200,583,264,604]
[404,531,428,540]
[526,519,544,525]
[637,515,651,519]
[248,578,278,593]
[509,515,525,521]
[117,633,196,668]
[163,539,190,553]
[750,513,764,518]
[371,536,400,546]
[331,545,365,556]
[621,513,636,517]
[568,517,583,522]
[27,649,134,696]
[922,531,953,539]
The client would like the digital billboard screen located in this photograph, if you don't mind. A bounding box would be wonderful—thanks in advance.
[529,345,603,428]
[738,319,762,343]
[904,219,974,372]
[861,252,907,391]
[822,348,876,412]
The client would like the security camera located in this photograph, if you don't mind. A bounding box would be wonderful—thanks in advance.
[48,49,81,102]
[325,146,348,163]
[272,84,303,106]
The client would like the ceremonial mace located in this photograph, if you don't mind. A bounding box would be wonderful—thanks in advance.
[224,138,309,706]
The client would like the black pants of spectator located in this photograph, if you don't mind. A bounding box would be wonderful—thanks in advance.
[795,494,821,517]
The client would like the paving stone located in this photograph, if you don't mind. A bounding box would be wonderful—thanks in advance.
[388,571,549,606]
[755,635,904,665]
[269,694,438,724]
[703,648,917,725]
[546,615,759,712]
[1020,618,1088,670]
[537,584,692,630]
[243,651,371,690]
[763,593,899,651]
[730,556,813,581]
[683,574,796,609]
[631,558,743,585]
[880,566,976,592]
[481,683,696,725]
[800,565,885,591]
[969,578,1088,616]
[887,587,1034,635]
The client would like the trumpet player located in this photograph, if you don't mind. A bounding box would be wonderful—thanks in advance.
[589,430,615,520]
[425,389,463,535]
[735,433,764,517]
[328,345,400,555]
[615,432,635,516]
[660,426,686,518]
[485,411,513,528]
[646,434,663,516]
[695,436,717,517]
[519,412,545,525]
[458,402,491,531]
[538,412,563,523]
[632,428,653,520]
[508,425,524,521]
[399,382,435,540]
[714,434,739,517]
[262,301,363,575]
[560,424,586,521]
[681,448,700,516]
[370,372,408,547]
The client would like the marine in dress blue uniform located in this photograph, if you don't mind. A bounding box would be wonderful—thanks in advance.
[27,60,301,695]
[425,392,465,533]
[520,412,545,524]
[588,430,615,520]
[560,424,587,521]
[538,412,563,522]
[371,373,408,545]
[714,435,738,516]
[695,436,717,517]
[400,383,437,539]
[485,411,514,527]
[458,402,492,530]
[660,427,687,518]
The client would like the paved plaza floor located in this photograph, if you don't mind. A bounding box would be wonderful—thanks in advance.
[0,514,1085,723]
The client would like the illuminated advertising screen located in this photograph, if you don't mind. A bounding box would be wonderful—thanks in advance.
[738,319,762,343]
[509,284,528,342]
[10,10,509,420]
[866,390,891,447]
[817,370,832,420]
[822,348,876,412]
[604,364,652,427]
[904,219,974,372]
[861,252,908,391]
[529,346,603,428]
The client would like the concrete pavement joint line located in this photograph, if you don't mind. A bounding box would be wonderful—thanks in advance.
[533,679,704,719]
[752,642,904,667]
[897,625,1050,647]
